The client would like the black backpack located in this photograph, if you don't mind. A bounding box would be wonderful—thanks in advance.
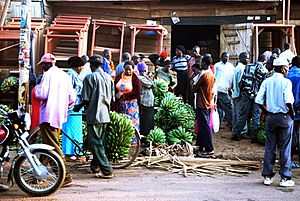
[239,63,267,99]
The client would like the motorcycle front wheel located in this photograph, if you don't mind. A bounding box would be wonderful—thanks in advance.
[14,149,66,196]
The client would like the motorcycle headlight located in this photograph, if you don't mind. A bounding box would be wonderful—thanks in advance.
[13,124,19,130]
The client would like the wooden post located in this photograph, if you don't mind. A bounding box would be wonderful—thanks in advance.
[255,25,259,61]
[287,0,290,25]
[157,30,163,54]
[0,0,10,26]
[282,0,286,25]
[291,26,296,55]
[90,20,96,55]
[130,27,136,56]
[119,24,124,63]
[18,0,31,111]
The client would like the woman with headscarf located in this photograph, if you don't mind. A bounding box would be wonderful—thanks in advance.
[137,62,154,137]
[62,56,85,158]
[171,45,191,102]
[114,61,141,130]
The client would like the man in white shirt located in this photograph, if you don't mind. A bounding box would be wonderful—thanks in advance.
[214,52,234,130]
[279,43,295,64]
[255,58,295,187]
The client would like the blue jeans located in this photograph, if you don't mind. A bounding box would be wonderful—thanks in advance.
[232,95,261,139]
[217,92,233,128]
[196,107,213,152]
[262,113,293,179]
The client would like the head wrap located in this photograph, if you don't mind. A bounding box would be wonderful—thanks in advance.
[160,51,168,59]
[137,62,148,72]
[263,51,272,62]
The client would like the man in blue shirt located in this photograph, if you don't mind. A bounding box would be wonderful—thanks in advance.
[231,52,249,141]
[102,49,112,75]
[256,58,295,187]
[286,56,300,157]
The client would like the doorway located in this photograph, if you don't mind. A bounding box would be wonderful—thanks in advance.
[171,25,220,63]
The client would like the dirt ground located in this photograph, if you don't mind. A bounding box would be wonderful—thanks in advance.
[1,127,299,201]
[213,126,265,161]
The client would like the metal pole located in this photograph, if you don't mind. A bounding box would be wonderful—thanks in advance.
[18,0,31,111]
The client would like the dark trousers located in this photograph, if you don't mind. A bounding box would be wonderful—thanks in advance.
[40,123,71,180]
[217,92,233,128]
[196,107,214,152]
[262,113,293,179]
[140,105,154,136]
[87,124,113,175]
[292,120,300,151]
[175,70,188,103]
[232,95,261,139]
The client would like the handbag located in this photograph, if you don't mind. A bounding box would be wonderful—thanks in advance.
[212,106,220,133]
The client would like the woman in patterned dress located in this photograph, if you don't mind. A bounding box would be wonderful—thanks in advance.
[114,61,141,130]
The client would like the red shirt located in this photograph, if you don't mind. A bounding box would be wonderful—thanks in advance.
[30,86,40,131]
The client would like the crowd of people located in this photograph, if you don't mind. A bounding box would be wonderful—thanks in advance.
[1,42,298,192]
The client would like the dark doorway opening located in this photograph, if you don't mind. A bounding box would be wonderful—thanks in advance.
[171,25,220,63]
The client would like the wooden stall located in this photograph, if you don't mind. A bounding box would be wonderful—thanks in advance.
[44,15,90,62]
[90,19,126,63]
[129,24,167,56]
[0,18,46,73]
[47,0,281,61]
[252,24,295,60]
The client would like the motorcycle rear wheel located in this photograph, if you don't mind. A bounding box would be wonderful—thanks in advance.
[14,149,66,196]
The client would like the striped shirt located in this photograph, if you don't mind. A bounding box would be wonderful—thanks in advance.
[138,75,154,107]
[172,55,191,71]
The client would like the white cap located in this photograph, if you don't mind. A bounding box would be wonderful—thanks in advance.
[273,58,289,67]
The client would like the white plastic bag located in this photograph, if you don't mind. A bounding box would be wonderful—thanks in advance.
[212,107,220,133]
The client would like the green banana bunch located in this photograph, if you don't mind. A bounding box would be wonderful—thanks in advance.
[154,92,196,135]
[82,121,87,138]
[257,122,266,144]
[0,104,13,124]
[160,92,180,111]
[153,80,168,107]
[0,76,19,94]
[168,127,193,144]
[105,111,135,162]
[147,127,166,145]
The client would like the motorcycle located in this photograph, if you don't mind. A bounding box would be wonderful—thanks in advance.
[0,108,66,196]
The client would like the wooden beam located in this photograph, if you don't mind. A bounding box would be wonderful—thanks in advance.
[53,2,150,11]
[0,30,20,40]
[48,0,157,2]
[0,43,18,52]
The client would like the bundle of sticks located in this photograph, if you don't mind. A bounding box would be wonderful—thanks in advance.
[132,143,261,177]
